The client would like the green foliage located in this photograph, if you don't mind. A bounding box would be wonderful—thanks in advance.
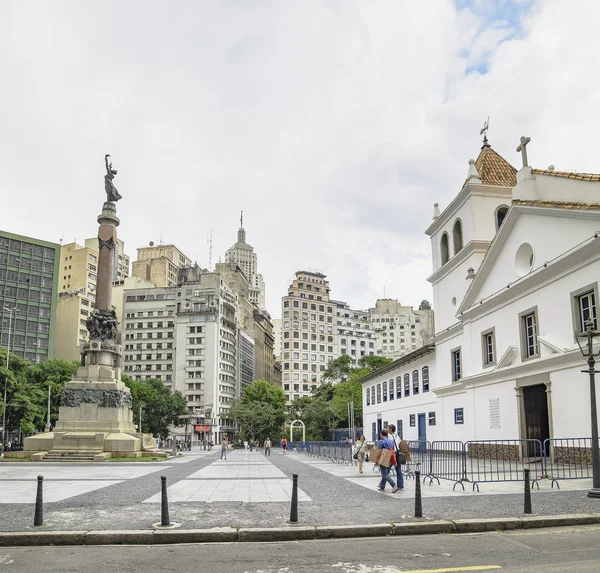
[230,379,286,443]
[122,375,187,438]
[291,355,394,440]
[0,346,78,437]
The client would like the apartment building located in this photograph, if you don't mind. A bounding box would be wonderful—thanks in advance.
[369,298,434,360]
[132,244,192,288]
[280,271,337,403]
[0,231,59,363]
[122,266,238,442]
[333,300,377,367]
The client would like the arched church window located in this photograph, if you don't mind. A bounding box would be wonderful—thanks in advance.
[453,219,463,254]
[496,206,509,230]
[440,233,449,265]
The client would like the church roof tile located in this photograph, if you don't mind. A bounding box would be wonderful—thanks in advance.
[473,145,517,187]
[512,199,600,210]
[531,169,600,181]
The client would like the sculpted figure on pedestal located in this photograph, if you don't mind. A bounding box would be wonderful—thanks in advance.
[104,154,122,203]
[86,309,119,342]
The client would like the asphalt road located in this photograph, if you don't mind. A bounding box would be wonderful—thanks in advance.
[1,525,600,573]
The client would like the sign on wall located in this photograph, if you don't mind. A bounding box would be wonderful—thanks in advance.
[489,398,501,429]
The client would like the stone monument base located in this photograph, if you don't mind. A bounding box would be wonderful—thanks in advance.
[23,356,157,459]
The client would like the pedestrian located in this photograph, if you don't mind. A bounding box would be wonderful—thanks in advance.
[7,441,11,452]
[354,434,367,473]
[264,437,272,456]
[281,437,287,455]
[254,439,259,452]
[244,440,249,451]
[387,423,406,490]
[221,437,228,460]
[376,429,398,492]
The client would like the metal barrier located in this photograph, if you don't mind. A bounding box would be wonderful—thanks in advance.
[293,441,356,465]
[543,438,596,488]
[428,441,466,490]
[463,439,544,492]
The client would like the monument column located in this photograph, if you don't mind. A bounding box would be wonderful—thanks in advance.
[95,203,119,311]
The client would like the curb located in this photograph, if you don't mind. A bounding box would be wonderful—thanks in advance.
[0,514,599,547]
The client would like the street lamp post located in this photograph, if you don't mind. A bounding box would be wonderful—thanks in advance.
[2,306,18,456]
[576,319,600,498]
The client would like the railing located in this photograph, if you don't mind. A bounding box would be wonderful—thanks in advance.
[288,437,595,491]
[543,438,596,487]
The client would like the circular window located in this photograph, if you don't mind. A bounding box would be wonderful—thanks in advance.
[451,297,457,306]
[515,243,535,277]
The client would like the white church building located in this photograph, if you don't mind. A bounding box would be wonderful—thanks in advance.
[362,137,599,446]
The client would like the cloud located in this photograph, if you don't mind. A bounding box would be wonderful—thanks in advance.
[0,0,598,320]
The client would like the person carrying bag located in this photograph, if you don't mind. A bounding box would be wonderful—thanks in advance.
[375,429,398,492]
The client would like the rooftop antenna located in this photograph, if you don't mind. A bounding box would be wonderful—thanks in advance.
[59,230,65,245]
[159,234,163,246]
[207,230,213,271]
[480,117,490,147]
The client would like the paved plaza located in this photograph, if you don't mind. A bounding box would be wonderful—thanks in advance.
[0,448,597,532]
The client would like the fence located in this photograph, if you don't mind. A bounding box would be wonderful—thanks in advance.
[290,437,597,491]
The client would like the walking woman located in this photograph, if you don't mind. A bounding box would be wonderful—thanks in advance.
[220,437,228,460]
[355,435,367,473]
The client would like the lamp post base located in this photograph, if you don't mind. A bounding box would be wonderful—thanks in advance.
[587,487,600,499]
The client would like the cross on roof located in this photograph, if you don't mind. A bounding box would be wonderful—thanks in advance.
[480,117,490,147]
[516,136,531,168]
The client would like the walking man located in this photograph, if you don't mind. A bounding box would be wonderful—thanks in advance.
[220,437,228,460]
[281,437,287,455]
[264,437,271,456]
[376,429,398,493]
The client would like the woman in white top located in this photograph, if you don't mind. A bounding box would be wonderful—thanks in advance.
[354,435,367,473]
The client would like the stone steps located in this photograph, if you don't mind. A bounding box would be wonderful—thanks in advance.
[41,451,100,462]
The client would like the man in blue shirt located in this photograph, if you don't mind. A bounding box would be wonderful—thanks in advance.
[376,429,398,492]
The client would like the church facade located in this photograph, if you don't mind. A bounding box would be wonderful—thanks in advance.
[362,138,600,445]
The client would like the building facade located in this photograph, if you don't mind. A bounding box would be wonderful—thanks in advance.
[363,137,600,446]
[55,239,130,361]
[334,300,377,367]
[369,298,434,360]
[132,244,192,288]
[122,266,238,443]
[224,214,266,309]
[280,271,337,403]
[84,237,129,282]
[0,231,59,363]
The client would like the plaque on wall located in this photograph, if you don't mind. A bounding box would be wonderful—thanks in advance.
[489,398,501,429]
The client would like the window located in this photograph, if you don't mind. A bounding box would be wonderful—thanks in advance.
[573,287,598,332]
[366,389,371,406]
[376,384,381,404]
[371,387,375,405]
[496,205,509,230]
[422,366,429,393]
[396,376,402,399]
[454,408,464,424]
[451,348,461,381]
[412,370,419,394]
[428,412,436,426]
[389,379,394,400]
[452,219,463,254]
[440,232,449,265]
[404,373,410,397]
[382,381,387,402]
[482,329,495,366]
[396,420,403,439]
[520,309,539,359]
[409,414,416,427]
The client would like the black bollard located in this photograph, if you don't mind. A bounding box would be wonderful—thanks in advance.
[524,468,532,514]
[161,475,171,526]
[34,475,44,526]
[414,470,423,518]
[289,473,299,523]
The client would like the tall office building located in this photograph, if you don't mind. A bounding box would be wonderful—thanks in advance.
[0,231,59,363]
[369,298,435,359]
[132,244,192,288]
[280,271,337,403]
[224,213,266,309]
[55,239,131,361]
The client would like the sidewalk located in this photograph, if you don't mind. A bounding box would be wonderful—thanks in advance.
[0,448,598,540]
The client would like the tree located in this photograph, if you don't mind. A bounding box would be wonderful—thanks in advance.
[230,379,287,443]
[323,354,353,381]
[122,375,187,438]
[358,355,393,371]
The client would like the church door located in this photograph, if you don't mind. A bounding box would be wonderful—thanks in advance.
[523,384,549,457]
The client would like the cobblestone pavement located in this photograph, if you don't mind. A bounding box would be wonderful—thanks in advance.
[0,448,598,532]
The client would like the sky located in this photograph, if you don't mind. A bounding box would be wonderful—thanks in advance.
[1,0,599,319]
